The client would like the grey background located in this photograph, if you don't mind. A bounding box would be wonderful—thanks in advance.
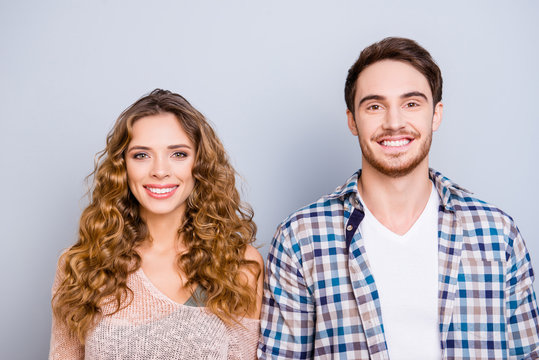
[1,1,538,358]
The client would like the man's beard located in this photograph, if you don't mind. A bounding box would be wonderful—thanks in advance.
[358,128,432,178]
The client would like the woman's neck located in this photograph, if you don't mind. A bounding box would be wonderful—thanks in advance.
[139,210,185,253]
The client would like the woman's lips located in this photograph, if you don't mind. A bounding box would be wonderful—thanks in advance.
[143,185,179,199]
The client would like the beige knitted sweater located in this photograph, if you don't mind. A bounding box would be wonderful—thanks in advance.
[49,268,260,359]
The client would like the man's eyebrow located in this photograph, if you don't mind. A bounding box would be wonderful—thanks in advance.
[401,91,428,101]
[358,95,386,108]
[357,92,429,108]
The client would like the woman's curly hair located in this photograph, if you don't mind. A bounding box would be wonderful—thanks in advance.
[52,89,259,342]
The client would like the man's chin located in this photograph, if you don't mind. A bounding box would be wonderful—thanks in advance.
[363,155,427,178]
[360,140,431,178]
[373,164,416,178]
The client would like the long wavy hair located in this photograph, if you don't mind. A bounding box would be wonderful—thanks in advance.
[52,89,259,342]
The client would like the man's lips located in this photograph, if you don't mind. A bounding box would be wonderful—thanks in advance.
[373,132,418,148]
[379,138,412,147]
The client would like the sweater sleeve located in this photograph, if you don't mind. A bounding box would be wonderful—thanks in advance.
[226,318,260,360]
[49,260,84,360]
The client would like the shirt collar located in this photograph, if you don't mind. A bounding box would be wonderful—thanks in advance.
[327,168,471,213]
[326,170,360,198]
[326,170,363,211]
[428,168,472,212]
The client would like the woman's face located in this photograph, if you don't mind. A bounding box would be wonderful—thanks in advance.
[125,112,196,221]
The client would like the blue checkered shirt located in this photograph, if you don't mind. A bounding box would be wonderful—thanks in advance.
[259,169,539,359]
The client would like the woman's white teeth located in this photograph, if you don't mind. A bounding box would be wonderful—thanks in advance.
[381,139,410,147]
[147,187,176,194]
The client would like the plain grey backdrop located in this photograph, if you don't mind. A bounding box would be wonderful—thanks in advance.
[1,1,538,358]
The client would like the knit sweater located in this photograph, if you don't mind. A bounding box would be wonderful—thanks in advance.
[49,268,260,359]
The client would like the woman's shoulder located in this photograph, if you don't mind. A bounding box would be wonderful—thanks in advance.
[243,244,264,266]
[51,249,70,293]
[240,245,264,285]
[239,245,264,320]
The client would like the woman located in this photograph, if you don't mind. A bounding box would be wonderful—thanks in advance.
[50,89,263,359]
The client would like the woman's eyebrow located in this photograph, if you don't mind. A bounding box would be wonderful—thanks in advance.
[127,144,192,152]
[127,145,151,152]
[167,144,192,150]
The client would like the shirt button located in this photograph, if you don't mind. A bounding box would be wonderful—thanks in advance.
[346,225,353,231]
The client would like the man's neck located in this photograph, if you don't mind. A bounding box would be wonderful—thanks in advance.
[358,161,433,236]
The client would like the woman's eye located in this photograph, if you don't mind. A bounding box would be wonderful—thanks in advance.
[172,152,187,158]
[133,153,148,159]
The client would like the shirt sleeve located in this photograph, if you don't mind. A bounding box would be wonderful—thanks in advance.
[258,225,315,359]
[505,224,539,359]
[49,260,85,360]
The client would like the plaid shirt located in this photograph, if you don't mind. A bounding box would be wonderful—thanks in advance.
[259,169,539,359]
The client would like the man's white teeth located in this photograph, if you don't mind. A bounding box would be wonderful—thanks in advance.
[147,187,176,194]
[381,139,410,147]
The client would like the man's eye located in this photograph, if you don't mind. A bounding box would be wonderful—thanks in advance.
[367,104,380,110]
[133,153,148,159]
[406,102,419,108]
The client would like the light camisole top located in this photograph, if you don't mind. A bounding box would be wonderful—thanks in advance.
[49,268,260,360]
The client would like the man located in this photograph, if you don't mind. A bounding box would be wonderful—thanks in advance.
[259,37,539,359]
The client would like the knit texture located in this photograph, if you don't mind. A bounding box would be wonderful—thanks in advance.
[49,268,260,359]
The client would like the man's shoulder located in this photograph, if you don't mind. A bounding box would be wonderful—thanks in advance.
[431,168,516,230]
[276,172,359,235]
[278,190,345,231]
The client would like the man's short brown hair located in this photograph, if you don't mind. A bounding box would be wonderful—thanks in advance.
[344,37,443,112]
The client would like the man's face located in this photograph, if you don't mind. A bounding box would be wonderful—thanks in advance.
[347,59,442,178]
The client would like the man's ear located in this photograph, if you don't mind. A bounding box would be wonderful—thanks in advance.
[432,102,443,131]
[347,109,359,136]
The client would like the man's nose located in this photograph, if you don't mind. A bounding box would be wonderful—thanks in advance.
[382,106,406,130]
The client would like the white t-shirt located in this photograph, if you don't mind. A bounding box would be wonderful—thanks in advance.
[359,184,441,360]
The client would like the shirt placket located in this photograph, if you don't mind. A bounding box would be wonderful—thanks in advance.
[437,202,464,358]
[346,197,390,360]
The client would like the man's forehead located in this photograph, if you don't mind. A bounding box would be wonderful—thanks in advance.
[355,59,432,101]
